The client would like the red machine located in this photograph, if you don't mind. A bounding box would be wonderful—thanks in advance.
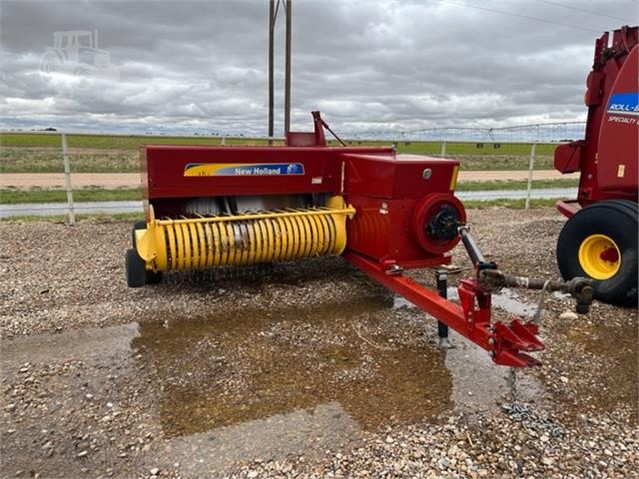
[128,112,592,368]
[554,26,638,305]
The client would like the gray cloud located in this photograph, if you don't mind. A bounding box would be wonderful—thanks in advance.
[0,0,636,135]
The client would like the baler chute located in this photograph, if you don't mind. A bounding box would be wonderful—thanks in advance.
[126,112,592,368]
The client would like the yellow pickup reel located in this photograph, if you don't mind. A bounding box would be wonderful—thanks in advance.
[126,196,355,287]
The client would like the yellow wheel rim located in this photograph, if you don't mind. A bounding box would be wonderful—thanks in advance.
[578,234,621,280]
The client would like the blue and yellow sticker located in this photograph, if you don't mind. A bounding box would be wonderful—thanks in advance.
[607,92,639,116]
[184,162,305,177]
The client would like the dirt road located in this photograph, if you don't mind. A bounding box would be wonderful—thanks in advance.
[0,170,579,189]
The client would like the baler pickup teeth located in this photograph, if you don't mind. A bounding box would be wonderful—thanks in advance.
[134,201,355,274]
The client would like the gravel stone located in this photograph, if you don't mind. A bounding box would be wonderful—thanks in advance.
[0,210,637,478]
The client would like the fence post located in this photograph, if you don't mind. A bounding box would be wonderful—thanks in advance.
[525,142,537,210]
[61,132,75,225]
[440,140,447,158]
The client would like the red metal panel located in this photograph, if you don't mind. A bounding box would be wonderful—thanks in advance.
[345,193,462,269]
[555,199,581,219]
[343,153,459,199]
[556,26,639,207]
[139,146,150,219]
[144,145,394,200]
[145,146,340,199]
[553,141,583,174]
[286,111,327,146]
[597,45,638,198]
[346,195,439,266]
[343,151,462,268]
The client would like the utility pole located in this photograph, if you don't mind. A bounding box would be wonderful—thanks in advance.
[284,0,292,134]
[268,0,275,142]
[267,0,292,137]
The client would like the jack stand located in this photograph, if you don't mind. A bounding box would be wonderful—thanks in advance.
[436,269,453,349]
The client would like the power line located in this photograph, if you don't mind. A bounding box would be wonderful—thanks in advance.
[537,0,632,23]
[439,0,601,33]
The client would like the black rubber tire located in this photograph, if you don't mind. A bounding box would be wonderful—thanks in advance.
[145,270,163,285]
[131,220,147,247]
[557,200,638,306]
[125,248,146,288]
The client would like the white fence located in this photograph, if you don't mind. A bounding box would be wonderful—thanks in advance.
[0,121,585,222]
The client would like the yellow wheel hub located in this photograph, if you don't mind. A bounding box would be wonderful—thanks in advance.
[578,234,621,280]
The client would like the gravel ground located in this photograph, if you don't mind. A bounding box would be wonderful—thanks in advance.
[0,208,637,478]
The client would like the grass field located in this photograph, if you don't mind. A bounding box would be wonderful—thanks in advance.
[1,133,558,154]
[0,133,286,149]
[0,212,143,222]
[0,187,141,204]
[1,133,558,173]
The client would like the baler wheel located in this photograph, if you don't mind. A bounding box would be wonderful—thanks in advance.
[125,248,146,288]
[145,270,163,284]
[557,200,638,306]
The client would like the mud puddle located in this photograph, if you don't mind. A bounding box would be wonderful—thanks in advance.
[1,322,139,371]
[132,296,452,438]
[1,288,550,475]
[394,287,543,411]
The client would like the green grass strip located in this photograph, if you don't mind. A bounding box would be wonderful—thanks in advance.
[0,212,143,223]
[0,187,141,204]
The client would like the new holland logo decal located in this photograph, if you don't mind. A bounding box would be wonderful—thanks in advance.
[184,162,305,177]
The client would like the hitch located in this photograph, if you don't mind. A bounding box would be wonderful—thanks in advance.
[478,270,594,315]
[345,226,593,369]
[459,226,594,315]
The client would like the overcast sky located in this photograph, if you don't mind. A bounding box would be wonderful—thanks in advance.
[0,0,637,136]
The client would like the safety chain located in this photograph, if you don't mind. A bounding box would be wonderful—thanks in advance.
[501,367,566,438]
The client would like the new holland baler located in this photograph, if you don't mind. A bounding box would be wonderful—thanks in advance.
[554,25,638,306]
[126,112,593,369]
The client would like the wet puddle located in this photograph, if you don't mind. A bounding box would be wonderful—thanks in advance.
[1,322,140,370]
[1,286,545,446]
[1,286,552,473]
[394,287,543,410]
[131,297,453,438]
